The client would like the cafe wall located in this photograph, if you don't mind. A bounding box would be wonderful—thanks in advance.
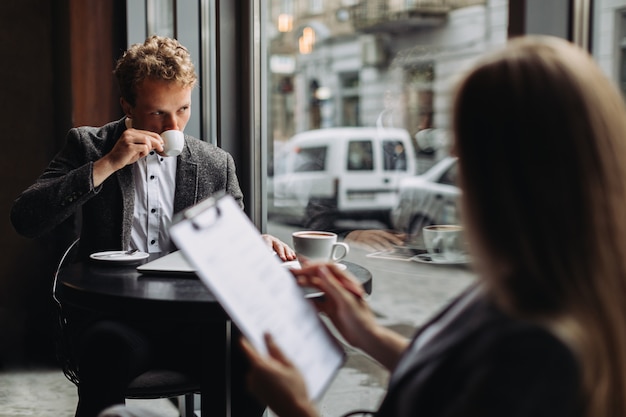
[0,0,125,368]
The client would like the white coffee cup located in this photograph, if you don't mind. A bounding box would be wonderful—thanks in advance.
[422,224,466,262]
[292,231,349,264]
[160,130,185,157]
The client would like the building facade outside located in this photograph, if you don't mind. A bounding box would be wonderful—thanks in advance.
[267,0,509,174]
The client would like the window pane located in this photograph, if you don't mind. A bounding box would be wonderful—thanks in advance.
[294,146,327,172]
[146,0,175,38]
[382,140,408,171]
[347,141,374,171]
[592,1,626,100]
[266,0,508,248]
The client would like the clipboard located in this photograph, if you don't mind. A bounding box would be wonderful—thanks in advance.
[169,192,345,401]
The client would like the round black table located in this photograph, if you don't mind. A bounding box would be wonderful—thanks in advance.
[55,254,373,416]
[57,257,372,317]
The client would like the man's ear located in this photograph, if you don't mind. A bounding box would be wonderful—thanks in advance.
[120,97,132,117]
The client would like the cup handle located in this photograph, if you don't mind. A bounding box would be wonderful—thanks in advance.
[330,242,350,262]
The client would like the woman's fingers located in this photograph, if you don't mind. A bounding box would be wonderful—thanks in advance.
[264,333,292,366]
[296,263,364,300]
[326,263,365,298]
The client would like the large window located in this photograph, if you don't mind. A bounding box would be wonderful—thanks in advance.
[266,0,509,243]
[127,1,618,240]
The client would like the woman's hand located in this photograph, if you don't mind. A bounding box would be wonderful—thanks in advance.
[261,234,297,261]
[241,334,319,417]
[345,230,406,252]
[294,263,410,370]
[294,263,376,350]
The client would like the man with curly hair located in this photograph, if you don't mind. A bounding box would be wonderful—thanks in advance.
[11,35,293,417]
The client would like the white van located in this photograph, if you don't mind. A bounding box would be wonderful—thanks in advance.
[269,127,417,227]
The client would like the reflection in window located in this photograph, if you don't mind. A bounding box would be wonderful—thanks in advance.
[347,141,374,171]
[294,147,327,172]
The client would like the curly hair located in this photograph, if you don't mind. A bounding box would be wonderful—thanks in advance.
[114,35,197,106]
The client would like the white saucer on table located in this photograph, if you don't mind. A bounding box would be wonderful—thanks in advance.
[90,250,149,265]
[411,253,470,266]
[280,261,347,298]
[281,260,347,270]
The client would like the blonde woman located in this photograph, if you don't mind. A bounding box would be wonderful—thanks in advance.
[242,36,626,417]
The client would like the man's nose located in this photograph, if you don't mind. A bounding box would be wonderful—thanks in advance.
[163,114,179,131]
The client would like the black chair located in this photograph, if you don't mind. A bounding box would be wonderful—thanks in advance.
[52,239,199,417]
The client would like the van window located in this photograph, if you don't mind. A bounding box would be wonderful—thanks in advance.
[382,140,408,171]
[347,140,374,171]
[294,146,327,172]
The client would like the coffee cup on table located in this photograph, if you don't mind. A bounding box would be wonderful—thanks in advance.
[160,130,185,157]
[292,231,349,264]
[422,224,467,262]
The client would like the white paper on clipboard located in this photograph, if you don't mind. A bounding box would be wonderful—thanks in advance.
[169,193,345,401]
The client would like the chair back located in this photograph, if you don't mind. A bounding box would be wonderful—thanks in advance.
[52,238,81,385]
[52,238,199,416]
[52,238,80,306]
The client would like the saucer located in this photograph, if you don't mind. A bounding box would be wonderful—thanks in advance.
[90,250,149,265]
[281,261,347,270]
[411,253,470,265]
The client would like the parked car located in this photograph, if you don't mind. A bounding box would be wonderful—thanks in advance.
[269,127,417,228]
[391,156,460,238]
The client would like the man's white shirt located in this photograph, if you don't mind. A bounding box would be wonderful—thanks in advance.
[130,150,177,253]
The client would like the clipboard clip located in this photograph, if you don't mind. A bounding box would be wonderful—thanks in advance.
[182,191,226,230]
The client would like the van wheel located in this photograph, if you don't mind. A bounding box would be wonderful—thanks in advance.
[407,214,434,238]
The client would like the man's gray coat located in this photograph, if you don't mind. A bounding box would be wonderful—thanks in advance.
[11,118,244,259]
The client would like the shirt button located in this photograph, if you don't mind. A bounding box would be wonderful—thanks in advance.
[150,151,155,155]
[151,208,157,214]
[150,175,155,180]
[150,239,156,245]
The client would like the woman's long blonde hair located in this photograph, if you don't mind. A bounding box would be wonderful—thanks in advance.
[453,36,626,416]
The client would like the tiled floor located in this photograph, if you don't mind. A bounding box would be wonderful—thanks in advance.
[0,225,475,417]
[0,367,78,417]
[0,367,181,417]
[0,346,386,417]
